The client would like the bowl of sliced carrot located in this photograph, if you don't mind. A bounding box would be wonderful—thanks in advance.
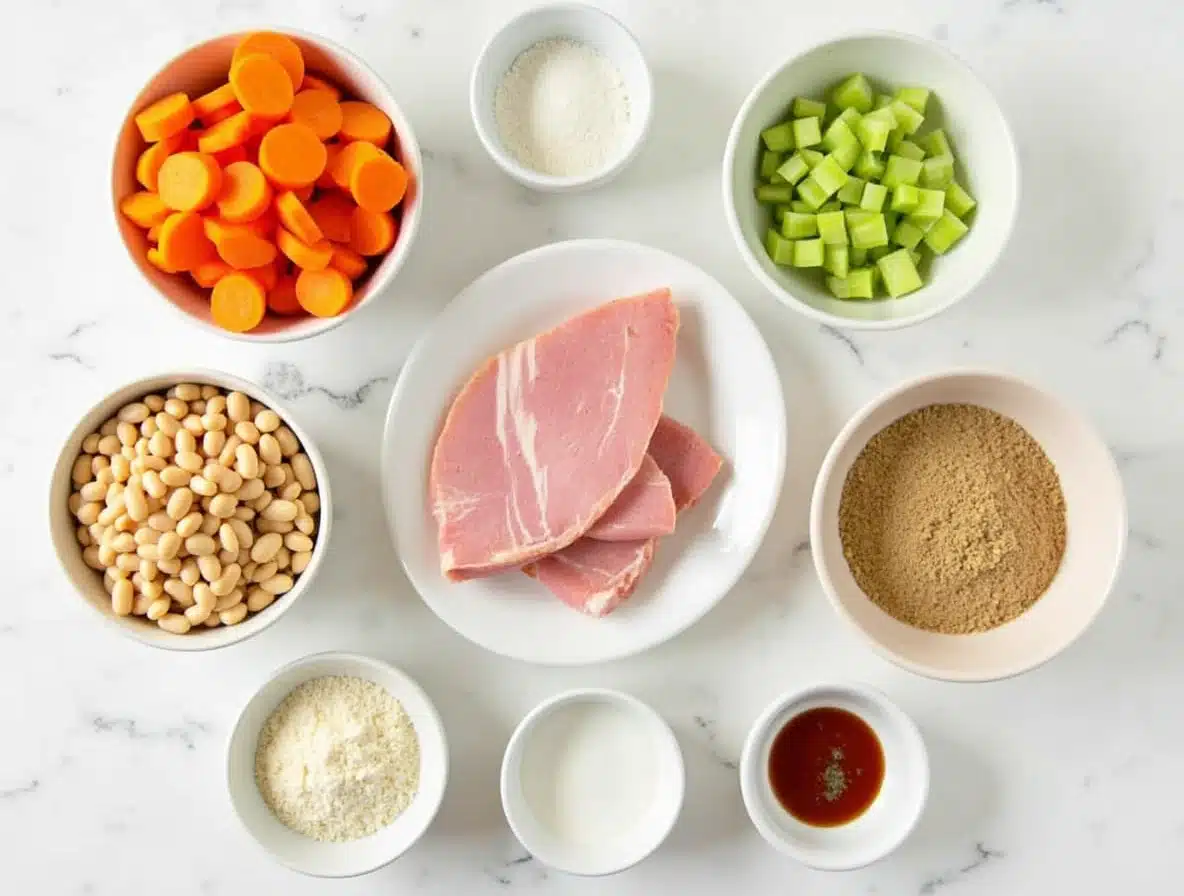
[112,29,422,340]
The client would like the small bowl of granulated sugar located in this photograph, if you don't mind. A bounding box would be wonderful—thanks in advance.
[226,652,448,876]
[470,3,653,191]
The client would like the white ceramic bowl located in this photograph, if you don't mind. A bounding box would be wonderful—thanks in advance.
[723,31,1019,330]
[112,29,424,342]
[501,689,684,875]
[740,682,928,870]
[470,3,653,192]
[48,369,333,651]
[226,652,448,877]
[810,370,1127,681]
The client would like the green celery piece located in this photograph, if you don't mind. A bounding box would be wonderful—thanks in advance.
[817,210,848,246]
[776,153,811,185]
[868,245,893,262]
[891,184,921,213]
[760,150,784,180]
[912,188,946,221]
[822,118,859,154]
[895,87,931,113]
[831,73,875,113]
[837,175,866,205]
[860,182,888,211]
[811,155,849,196]
[770,170,788,184]
[844,209,874,228]
[850,246,869,266]
[886,128,904,154]
[761,121,795,152]
[837,107,863,130]
[895,140,926,161]
[825,244,850,277]
[905,213,938,234]
[847,267,876,299]
[855,113,894,153]
[921,155,955,189]
[800,149,825,168]
[755,184,796,203]
[909,248,924,268]
[923,210,970,254]
[945,181,977,218]
[791,237,825,267]
[782,212,818,239]
[796,176,830,210]
[820,200,843,212]
[793,97,828,119]
[764,229,795,266]
[875,94,894,110]
[793,116,822,148]
[853,150,885,180]
[790,200,813,213]
[892,218,926,250]
[884,210,899,234]
[850,213,889,249]
[889,100,925,135]
[881,155,923,189]
[826,275,852,299]
[773,205,790,224]
[831,139,861,171]
[877,248,923,297]
[920,129,952,158]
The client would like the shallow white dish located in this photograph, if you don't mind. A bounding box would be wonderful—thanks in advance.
[810,369,1126,681]
[723,30,1019,330]
[501,688,684,875]
[470,3,653,192]
[226,652,448,877]
[740,682,928,870]
[382,239,785,665]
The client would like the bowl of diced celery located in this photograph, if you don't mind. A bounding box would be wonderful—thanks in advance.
[723,32,1018,330]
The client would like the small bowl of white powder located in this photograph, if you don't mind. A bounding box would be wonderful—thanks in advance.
[227,651,448,877]
[470,3,653,191]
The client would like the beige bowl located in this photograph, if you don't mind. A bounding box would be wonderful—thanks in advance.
[49,370,333,651]
[810,370,1126,681]
[111,29,423,342]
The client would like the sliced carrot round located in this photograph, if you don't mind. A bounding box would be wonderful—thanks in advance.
[211,272,267,332]
[230,53,294,119]
[158,211,216,271]
[349,207,396,256]
[277,227,333,271]
[349,151,408,213]
[216,161,272,223]
[289,89,342,140]
[192,83,237,121]
[233,32,305,91]
[147,247,183,273]
[191,259,233,288]
[329,245,368,280]
[267,275,304,315]
[157,152,223,212]
[213,144,250,167]
[135,132,184,191]
[301,74,341,99]
[328,140,379,189]
[296,267,353,317]
[275,191,323,244]
[258,122,326,188]
[338,101,392,145]
[213,228,277,270]
[317,143,342,188]
[308,193,355,243]
[134,92,194,142]
[198,109,256,154]
[205,210,276,243]
[245,259,280,292]
[120,191,170,228]
[146,222,163,243]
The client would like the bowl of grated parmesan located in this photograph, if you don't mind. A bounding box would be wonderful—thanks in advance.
[226,651,448,877]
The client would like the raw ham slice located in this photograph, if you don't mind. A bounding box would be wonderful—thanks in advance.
[528,416,723,617]
[430,289,679,580]
[584,455,676,542]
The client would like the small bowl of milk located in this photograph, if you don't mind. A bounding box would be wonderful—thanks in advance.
[500,688,685,875]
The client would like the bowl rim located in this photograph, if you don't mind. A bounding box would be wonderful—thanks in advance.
[110,26,424,344]
[499,687,685,876]
[224,650,450,878]
[721,28,1021,331]
[468,2,654,193]
[739,681,929,870]
[48,367,333,651]
[808,367,1129,682]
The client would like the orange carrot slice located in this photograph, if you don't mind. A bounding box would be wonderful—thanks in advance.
[157,152,223,212]
[316,143,341,188]
[307,192,354,243]
[277,227,333,271]
[120,191,171,228]
[135,132,185,191]
[211,272,267,332]
[293,184,315,202]
[289,89,342,140]
[146,222,163,242]
[191,259,233,288]
[245,259,280,292]
[134,93,194,142]
[216,161,272,223]
[349,207,396,256]
[329,245,367,280]
[147,247,184,273]
[327,140,379,189]
[267,275,303,315]
[296,267,353,317]
[157,211,216,271]
[212,227,278,270]
[230,53,294,119]
[214,144,250,167]
[233,32,305,91]
[258,122,326,188]
[197,109,256,154]
[193,83,237,121]
[202,102,243,127]
[349,151,408,213]
[338,101,392,145]
[300,74,341,99]
[275,191,324,244]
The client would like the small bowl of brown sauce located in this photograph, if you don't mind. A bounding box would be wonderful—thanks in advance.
[739,682,928,870]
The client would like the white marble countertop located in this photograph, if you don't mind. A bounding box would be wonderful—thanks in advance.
[4,0,1181,892]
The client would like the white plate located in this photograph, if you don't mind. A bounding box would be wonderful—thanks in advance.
[382,239,786,665]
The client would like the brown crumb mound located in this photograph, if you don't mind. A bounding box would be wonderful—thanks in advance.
[837,403,1067,634]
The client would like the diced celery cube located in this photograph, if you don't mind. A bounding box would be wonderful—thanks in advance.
[817,211,848,246]
[825,244,849,277]
[793,97,828,119]
[876,249,924,297]
[837,176,866,205]
[845,209,874,228]
[850,246,868,266]
[847,267,876,299]
[826,275,852,299]
[855,114,893,153]
[832,140,861,171]
[891,184,921,213]
[760,150,784,180]
[860,182,888,211]
[811,155,849,195]
[791,200,813,213]
[800,149,825,168]
[854,151,885,181]
[776,153,811,185]
[850,213,889,249]
[909,248,924,268]
[895,87,931,113]
[820,200,843,212]
[793,116,822,148]
[796,176,830,210]
[895,140,926,161]
[832,73,875,113]
[892,218,925,250]
[875,94,894,110]
[868,245,893,262]
[905,213,938,234]
[765,229,795,266]
[886,128,904,153]
[921,155,955,189]
[791,237,825,267]
[822,119,858,153]
[782,212,818,239]
[945,181,977,218]
[755,184,795,204]
[837,107,863,130]
[770,170,787,184]
[761,122,795,152]
[884,210,899,235]
[889,100,925,135]
[773,205,790,224]
[920,129,952,158]
[922,210,970,254]
[912,188,946,221]
[881,155,923,189]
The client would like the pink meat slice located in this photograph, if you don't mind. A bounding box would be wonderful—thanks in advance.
[430,289,679,581]
[584,454,676,542]
[528,416,724,617]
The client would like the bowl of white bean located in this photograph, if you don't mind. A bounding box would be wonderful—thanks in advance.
[49,369,332,650]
